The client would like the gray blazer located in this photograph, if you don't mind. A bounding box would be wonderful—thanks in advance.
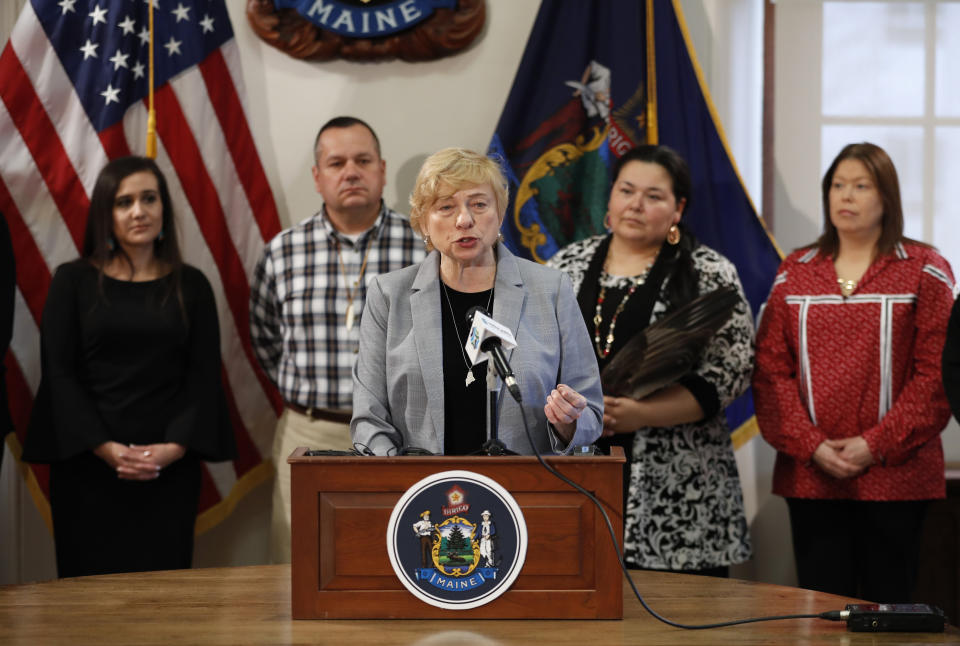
[351,244,603,456]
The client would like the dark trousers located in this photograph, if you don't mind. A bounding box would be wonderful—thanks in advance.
[51,451,201,578]
[786,497,928,603]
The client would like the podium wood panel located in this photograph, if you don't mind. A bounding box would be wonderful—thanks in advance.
[289,448,625,619]
[2,565,958,645]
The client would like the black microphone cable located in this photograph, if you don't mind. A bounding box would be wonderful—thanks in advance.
[515,405,841,630]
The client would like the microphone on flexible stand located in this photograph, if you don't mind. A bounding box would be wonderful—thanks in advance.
[465,307,520,456]
[465,306,522,402]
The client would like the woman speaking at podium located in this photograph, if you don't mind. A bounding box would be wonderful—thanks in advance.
[351,148,603,456]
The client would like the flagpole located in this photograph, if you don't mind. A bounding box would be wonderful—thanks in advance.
[645,0,658,145]
[146,0,157,158]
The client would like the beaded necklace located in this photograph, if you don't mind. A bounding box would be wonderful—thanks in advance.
[593,263,653,359]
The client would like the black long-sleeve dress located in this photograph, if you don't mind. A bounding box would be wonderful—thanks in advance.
[23,260,235,577]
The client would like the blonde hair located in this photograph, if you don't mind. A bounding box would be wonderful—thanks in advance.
[409,148,508,250]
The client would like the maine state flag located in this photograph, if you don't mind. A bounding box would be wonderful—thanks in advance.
[489,0,781,445]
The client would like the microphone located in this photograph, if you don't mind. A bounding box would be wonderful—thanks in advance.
[465,306,522,402]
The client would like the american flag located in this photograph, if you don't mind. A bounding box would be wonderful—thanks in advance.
[1,0,282,531]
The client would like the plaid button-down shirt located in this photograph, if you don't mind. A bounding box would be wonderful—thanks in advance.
[250,204,425,410]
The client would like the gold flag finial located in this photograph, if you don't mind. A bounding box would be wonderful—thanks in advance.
[645,0,658,145]
[145,0,157,158]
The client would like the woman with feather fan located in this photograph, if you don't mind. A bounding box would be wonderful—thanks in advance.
[547,145,753,577]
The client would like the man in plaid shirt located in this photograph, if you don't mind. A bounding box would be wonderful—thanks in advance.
[250,117,425,563]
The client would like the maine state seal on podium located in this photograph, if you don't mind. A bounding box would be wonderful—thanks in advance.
[386,470,527,609]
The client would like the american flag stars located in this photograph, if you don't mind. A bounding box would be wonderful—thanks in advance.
[164,36,182,56]
[109,50,130,70]
[172,3,190,23]
[88,4,108,25]
[24,0,235,139]
[100,83,120,104]
[80,39,99,59]
[53,1,223,110]
[118,15,136,35]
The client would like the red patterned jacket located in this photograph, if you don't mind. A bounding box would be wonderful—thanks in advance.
[753,242,955,500]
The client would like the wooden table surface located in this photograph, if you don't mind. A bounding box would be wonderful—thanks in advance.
[0,565,957,645]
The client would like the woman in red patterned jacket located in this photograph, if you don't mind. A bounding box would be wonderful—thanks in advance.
[753,142,954,603]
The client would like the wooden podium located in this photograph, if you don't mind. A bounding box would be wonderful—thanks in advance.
[289,447,625,619]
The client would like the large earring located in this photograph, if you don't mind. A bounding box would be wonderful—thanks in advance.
[666,224,681,245]
[423,235,430,248]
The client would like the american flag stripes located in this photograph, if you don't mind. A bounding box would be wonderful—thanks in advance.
[1,0,282,530]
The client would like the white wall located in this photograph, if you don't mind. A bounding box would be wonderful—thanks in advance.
[2,0,788,584]
[673,0,771,583]
[684,0,784,586]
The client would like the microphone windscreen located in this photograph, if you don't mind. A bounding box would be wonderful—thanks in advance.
[465,305,489,325]
[465,309,517,365]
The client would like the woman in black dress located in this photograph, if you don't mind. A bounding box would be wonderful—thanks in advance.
[24,156,234,577]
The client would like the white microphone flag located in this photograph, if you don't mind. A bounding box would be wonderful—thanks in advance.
[465,310,517,366]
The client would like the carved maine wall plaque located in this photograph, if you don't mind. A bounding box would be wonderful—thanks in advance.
[247,0,486,62]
